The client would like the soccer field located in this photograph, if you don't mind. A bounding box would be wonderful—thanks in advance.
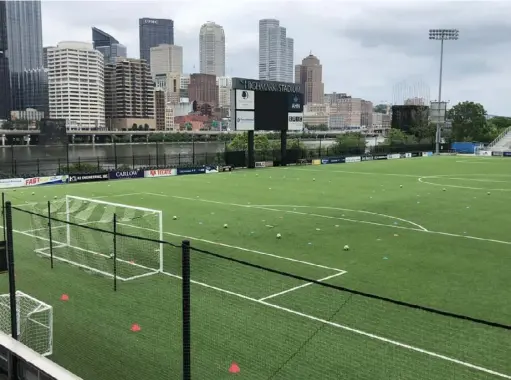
[1,155,511,380]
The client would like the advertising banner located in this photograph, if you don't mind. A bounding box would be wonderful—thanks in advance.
[235,111,255,131]
[411,152,420,157]
[144,169,177,178]
[235,90,255,110]
[492,151,503,157]
[0,178,25,189]
[405,153,412,158]
[361,156,373,161]
[478,150,491,157]
[205,166,219,174]
[345,156,361,163]
[327,157,345,164]
[264,161,274,167]
[255,162,266,168]
[24,176,68,187]
[108,170,144,180]
[503,152,511,157]
[422,152,429,157]
[177,167,206,175]
[387,154,401,160]
[426,152,433,157]
[69,172,109,183]
[399,153,406,159]
[373,155,388,160]
[312,159,321,165]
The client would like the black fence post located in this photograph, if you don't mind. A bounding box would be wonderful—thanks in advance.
[4,201,19,380]
[10,145,14,176]
[182,240,191,380]
[114,141,118,170]
[192,136,195,166]
[1,192,5,242]
[113,213,117,292]
[36,159,40,176]
[66,143,70,174]
[47,201,54,269]
[156,142,159,168]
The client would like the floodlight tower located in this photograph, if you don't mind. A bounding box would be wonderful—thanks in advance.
[429,29,459,154]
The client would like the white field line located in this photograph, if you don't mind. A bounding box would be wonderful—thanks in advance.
[165,195,511,246]
[0,230,508,376]
[116,222,345,273]
[418,177,511,192]
[258,271,346,302]
[441,177,511,184]
[283,168,421,178]
[160,194,429,232]
[158,271,511,379]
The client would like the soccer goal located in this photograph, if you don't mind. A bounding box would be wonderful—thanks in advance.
[0,291,53,357]
[29,195,164,281]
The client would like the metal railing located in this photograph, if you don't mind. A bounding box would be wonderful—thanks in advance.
[487,126,511,149]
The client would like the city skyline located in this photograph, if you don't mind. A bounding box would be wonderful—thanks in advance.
[20,0,511,115]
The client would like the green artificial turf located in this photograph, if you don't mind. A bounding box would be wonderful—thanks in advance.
[0,155,510,380]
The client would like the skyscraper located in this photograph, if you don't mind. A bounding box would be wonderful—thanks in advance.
[139,18,174,66]
[199,22,225,77]
[48,42,105,129]
[295,53,324,105]
[258,19,293,83]
[149,44,183,76]
[0,0,11,119]
[92,27,127,64]
[105,58,154,130]
[6,0,46,112]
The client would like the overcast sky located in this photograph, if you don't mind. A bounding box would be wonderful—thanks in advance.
[40,0,511,116]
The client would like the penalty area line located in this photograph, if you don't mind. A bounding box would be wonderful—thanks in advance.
[258,271,346,302]
[158,271,511,379]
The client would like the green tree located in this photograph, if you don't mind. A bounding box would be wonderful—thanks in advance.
[228,132,272,151]
[447,101,487,141]
[331,132,366,154]
[131,123,138,131]
[487,116,511,130]
[386,129,411,145]
[305,124,328,131]
[373,104,387,113]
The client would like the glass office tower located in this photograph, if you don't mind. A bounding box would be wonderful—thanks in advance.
[6,0,47,113]
[139,18,174,66]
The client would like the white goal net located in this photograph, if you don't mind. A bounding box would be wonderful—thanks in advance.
[24,195,164,282]
[0,291,53,357]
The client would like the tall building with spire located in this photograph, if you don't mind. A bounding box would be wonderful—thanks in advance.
[258,19,293,83]
[199,22,225,77]
[295,53,324,105]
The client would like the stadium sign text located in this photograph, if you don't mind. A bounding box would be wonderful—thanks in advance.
[238,79,301,93]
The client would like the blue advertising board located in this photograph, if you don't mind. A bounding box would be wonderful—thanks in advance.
[504,152,511,157]
[177,167,207,175]
[321,157,346,164]
[108,170,144,180]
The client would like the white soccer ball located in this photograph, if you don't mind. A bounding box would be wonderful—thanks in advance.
[109,254,114,259]
[223,223,228,228]
[400,185,403,188]
[343,245,349,251]
[32,192,35,195]
[173,216,177,220]
[276,233,281,239]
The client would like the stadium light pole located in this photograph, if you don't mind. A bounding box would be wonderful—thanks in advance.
[429,28,459,154]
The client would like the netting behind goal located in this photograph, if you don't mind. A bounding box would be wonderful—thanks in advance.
[21,195,164,281]
[0,291,53,357]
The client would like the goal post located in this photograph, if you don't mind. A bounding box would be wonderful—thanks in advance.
[0,291,53,357]
[61,195,165,279]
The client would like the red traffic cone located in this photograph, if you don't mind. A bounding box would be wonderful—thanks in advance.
[229,362,240,374]
[130,323,141,332]
[60,294,69,301]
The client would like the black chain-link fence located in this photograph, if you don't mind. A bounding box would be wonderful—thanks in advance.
[3,197,506,380]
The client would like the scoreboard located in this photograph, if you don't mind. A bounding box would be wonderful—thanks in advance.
[231,78,304,132]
